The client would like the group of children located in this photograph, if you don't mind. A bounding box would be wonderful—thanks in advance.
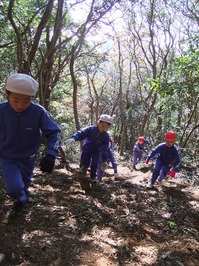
[0,73,181,217]
[132,132,181,188]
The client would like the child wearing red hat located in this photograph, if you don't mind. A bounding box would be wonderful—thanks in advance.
[132,136,150,170]
[146,131,181,189]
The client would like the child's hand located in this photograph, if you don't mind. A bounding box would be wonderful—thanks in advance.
[40,154,55,173]
[169,170,176,178]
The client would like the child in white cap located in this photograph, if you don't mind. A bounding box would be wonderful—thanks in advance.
[65,114,113,183]
[0,73,61,216]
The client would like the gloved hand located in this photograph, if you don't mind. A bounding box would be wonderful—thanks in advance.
[145,159,149,165]
[40,154,55,173]
[114,172,119,178]
[65,138,75,145]
[168,169,176,178]
[101,162,108,171]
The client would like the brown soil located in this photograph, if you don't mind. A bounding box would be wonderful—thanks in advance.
[0,157,199,266]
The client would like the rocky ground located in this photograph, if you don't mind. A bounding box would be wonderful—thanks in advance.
[0,155,199,266]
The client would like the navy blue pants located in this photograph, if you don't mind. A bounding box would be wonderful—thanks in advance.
[150,157,170,185]
[133,150,143,167]
[0,155,36,203]
[80,149,100,179]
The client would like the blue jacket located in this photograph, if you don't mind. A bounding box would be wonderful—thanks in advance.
[0,101,61,159]
[133,140,150,152]
[147,142,182,172]
[71,125,109,154]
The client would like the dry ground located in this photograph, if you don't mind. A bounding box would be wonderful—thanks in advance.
[0,156,199,266]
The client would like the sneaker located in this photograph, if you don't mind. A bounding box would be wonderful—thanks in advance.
[146,182,153,189]
[9,201,25,217]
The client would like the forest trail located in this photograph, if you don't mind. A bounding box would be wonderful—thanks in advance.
[0,157,199,266]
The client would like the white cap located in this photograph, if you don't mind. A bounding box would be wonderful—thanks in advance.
[99,114,113,124]
[6,73,38,96]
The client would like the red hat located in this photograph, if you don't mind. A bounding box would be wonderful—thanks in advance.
[138,136,145,142]
[165,131,176,141]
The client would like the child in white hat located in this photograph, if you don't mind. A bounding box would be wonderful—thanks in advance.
[65,114,113,183]
[0,73,61,216]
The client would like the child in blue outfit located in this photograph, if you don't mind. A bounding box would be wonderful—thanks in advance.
[96,132,118,181]
[132,136,150,170]
[0,73,61,216]
[65,114,113,182]
[146,131,181,189]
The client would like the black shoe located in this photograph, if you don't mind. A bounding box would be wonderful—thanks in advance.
[9,201,25,217]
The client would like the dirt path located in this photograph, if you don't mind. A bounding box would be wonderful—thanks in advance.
[0,159,199,265]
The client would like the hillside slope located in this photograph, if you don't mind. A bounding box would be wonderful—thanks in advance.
[0,158,199,266]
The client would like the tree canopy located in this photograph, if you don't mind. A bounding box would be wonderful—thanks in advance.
[0,0,198,159]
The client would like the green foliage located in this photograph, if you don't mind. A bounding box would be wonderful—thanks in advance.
[166,220,190,236]
[166,220,179,234]
[0,0,198,159]
[166,220,177,227]
[142,77,161,94]
[141,36,199,147]
[162,42,199,98]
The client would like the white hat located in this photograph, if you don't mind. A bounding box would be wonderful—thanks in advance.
[6,73,38,96]
[99,114,113,124]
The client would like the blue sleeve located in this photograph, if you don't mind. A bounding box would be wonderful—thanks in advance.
[172,145,182,172]
[173,161,182,172]
[40,109,61,157]
[71,126,91,141]
[147,144,162,160]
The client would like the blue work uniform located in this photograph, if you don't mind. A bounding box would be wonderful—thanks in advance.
[71,126,109,179]
[97,139,117,180]
[146,142,182,184]
[0,100,61,204]
[133,140,150,167]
